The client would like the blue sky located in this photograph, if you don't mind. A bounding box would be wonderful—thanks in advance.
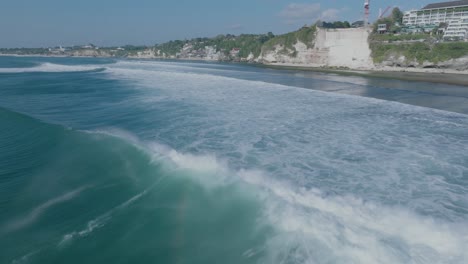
[1,0,436,47]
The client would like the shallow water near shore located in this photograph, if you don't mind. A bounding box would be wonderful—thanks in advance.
[1,56,467,264]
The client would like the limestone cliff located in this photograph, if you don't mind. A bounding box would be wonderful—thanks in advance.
[258,27,374,69]
[259,42,321,64]
[69,49,111,57]
[127,48,158,59]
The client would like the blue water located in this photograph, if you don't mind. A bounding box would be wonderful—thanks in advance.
[0,56,467,264]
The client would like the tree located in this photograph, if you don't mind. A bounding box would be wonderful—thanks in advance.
[389,25,401,34]
[392,8,404,24]
[333,21,344,28]
[373,17,393,30]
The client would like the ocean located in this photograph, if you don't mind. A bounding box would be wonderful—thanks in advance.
[0,56,467,264]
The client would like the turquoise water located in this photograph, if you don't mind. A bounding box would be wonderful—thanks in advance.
[0,57,467,264]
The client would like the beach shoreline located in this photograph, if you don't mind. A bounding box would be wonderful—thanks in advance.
[1,53,467,86]
[260,63,468,86]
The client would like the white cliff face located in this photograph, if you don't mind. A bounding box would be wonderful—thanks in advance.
[259,43,321,65]
[293,42,327,65]
[261,44,286,63]
[246,52,255,62]
[204,46,222,61]
[259,28,375,69]
[320,28,374,69]
[128,49,157,59]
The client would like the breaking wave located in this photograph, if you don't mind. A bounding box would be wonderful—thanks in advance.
[0,62,105,73]
[91,129,468,264]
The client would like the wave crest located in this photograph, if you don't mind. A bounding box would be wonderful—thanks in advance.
[87,129,468,263]
[0,63,104,73]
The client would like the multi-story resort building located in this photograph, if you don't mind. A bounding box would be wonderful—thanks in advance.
[403,0,468,40]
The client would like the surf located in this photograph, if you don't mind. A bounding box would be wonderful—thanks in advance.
[1,57,468,263]
[0,62,107,73]
[0,108,270,264]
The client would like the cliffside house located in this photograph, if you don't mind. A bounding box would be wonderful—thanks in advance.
[377,24,388,34]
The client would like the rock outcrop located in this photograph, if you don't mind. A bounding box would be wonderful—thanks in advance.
[378,54,468,71]
[69,49,112,57]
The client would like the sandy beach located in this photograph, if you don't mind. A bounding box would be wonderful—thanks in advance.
[261,62,468,86]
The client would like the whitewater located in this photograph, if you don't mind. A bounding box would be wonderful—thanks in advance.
[0,57,467,264]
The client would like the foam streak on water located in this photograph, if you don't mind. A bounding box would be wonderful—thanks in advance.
[0,57,467,264]
[2,186,90,233]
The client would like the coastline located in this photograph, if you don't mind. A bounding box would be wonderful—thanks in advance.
[260,63,468,86]
[1,53,467,86]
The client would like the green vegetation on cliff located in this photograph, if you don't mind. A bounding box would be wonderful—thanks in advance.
[318,21,351,29]
[0,46,150,57]
[369,34,430,42]
[155,40,186,56]
[196,33,274,57]
[0,48,50,55]
[262,26,316,53]
[370,41,468,64]
[369,5,468,66]
[155,33,275,58]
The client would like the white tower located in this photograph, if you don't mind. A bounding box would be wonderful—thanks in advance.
[364,0,370,28]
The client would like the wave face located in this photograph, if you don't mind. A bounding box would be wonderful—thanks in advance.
[0,57,467,264]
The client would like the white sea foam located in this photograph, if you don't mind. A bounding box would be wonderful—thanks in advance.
[0,63,103,73]
[100,57,468,262]
[161,147,468,262]
[2,186,90,233]
[114,59,236,70]
[87,128,232,188]
[104,60,468,117]
[2,56,468,263]
[111,60,253,77]
[85,128,468,263]
[240,170,468,263]
[20,59,467,263]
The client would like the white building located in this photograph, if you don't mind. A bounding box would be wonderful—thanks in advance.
[377,24,388,33]
[403,0,468,40]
